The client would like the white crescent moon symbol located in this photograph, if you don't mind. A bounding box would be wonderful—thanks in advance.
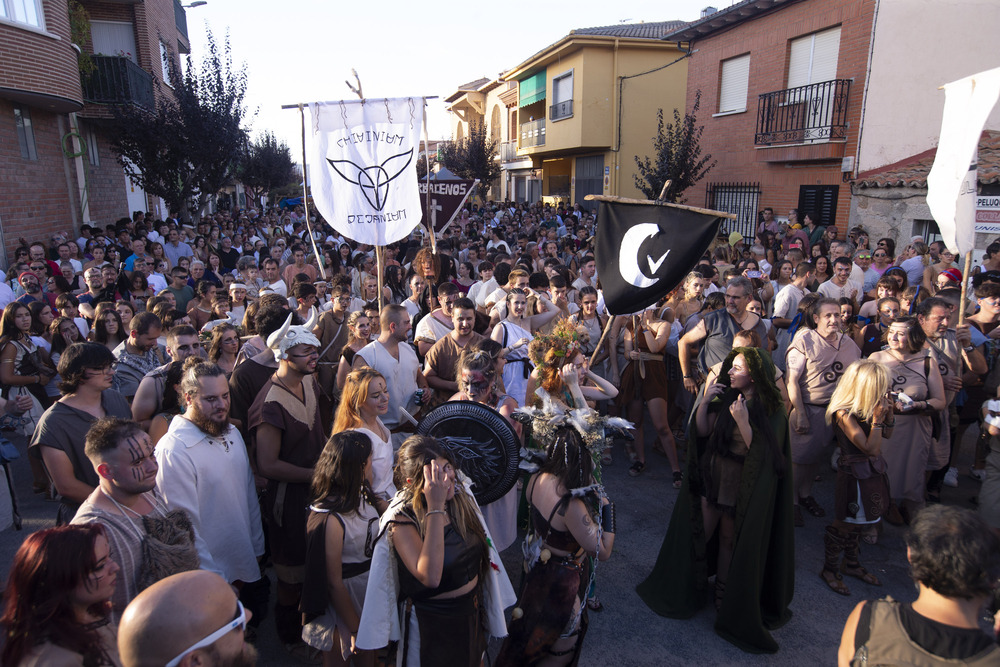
[619,223,662,288]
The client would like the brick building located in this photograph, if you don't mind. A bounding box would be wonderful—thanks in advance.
[666,0,874,239]
[0,0,190,262]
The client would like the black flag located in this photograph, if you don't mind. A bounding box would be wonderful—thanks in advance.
[595,200,724,316]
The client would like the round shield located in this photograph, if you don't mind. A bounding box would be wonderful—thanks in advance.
[416,400,520,505]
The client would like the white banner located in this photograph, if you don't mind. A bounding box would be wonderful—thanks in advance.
[308,98,424,246]
[926,67,1000,256]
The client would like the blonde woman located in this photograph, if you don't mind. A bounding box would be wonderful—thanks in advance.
[821,360,893,596]
[332,366,395,499]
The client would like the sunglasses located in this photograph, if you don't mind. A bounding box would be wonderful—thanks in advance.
[166,600,247,667]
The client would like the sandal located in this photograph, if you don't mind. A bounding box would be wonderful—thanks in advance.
[861,525,878,545]
[586,596,603,612]
[841,562,881,586]
[799,495,826,518]
[601,452,613,466]
[628,461,645,477]
[820,567,851,596]
[672,470,683,489]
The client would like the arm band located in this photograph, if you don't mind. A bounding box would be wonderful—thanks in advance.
[600,501,616,534]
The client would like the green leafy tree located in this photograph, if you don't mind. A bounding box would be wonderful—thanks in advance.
[634,90,715,203]
[440,120,501,198]
[109,30,251,221]
[240,131,296,208]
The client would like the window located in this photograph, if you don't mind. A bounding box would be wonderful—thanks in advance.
[82,122,100,167]
[550,71,573,121]
[718,54,750,114]
[0,0,44,29]
[91,20,137,62]
[706,182,760,238]
[788,26,841,89]
[14,106,37,160]
[912,219,942,246]
[160,41,174,86]
[797,184,839,228]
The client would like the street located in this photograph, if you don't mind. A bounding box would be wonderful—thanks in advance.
[0,425,989,666]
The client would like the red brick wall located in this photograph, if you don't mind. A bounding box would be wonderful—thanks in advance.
[83,126,129,227]
[685,0,875,232]
[0,0,82,106]
[0,99,79,260]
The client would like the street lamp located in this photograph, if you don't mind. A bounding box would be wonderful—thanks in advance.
[183,1,207,7]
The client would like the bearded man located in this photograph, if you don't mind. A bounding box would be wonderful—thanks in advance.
[155,359,264,586]
[248,309,326,649]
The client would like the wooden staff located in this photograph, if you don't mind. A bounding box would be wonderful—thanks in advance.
[584,193,739,219]
[587,312,615,369]
[375,244,385,313]
[421,100,437,256]
[297,104,326,280]
[958,250,973,322]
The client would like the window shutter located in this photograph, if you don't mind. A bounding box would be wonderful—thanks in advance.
[553,73,573,105]
[810,27,841,83]
[718,54,750,112]
[91,20,138,62]
[788,26,841,88]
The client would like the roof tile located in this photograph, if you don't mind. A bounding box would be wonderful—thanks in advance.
[854,130,1000,188]
[571,20,688,40]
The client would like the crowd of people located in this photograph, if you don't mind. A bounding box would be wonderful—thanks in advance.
[0,202,998,665]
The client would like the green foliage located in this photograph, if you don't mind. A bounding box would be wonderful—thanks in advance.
[240,131,297,207]
[634,90,715,203]
[68,1,94,76]
[108,30,251,221]
[440,120,501,198]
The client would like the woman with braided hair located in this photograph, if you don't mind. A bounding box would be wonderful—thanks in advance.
[638,346,794,654]
[524,318,618,412]
[496,418,616,667]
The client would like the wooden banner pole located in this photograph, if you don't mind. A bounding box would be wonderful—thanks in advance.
[298,104,326,280]
[587,312,615,369]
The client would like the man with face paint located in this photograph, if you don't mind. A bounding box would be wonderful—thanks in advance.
[424,297,484,396]
[73,417,198,621]
[786,298,861,526]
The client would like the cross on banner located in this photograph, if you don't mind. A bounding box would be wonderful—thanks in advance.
[419,179,478,235]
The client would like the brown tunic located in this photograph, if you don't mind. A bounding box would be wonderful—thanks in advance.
[248,374,327,569]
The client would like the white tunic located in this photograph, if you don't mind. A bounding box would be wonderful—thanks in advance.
[354,423,398,498]
[155,417,264,583]
[493,320,533,407]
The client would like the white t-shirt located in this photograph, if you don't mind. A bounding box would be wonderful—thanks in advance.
[817,278,861,301]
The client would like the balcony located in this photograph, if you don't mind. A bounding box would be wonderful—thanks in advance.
[549,99,573,121]
[82,56,155,109]
[175,0,189,41]
[520,119,545,148]
[499,140,518,162]
[755,79,851,146]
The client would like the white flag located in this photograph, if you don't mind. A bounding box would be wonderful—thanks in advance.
[926,67,1000,256]
[308,98,424,246]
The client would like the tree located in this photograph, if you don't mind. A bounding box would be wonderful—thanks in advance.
[240,131,296,208]
[109,30,251,221]
[634,90,716,203]
[440,120,501,198]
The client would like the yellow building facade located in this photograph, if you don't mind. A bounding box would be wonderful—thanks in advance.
[447,21,689,207]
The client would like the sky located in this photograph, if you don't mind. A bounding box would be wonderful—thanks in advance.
[186,0,731,154]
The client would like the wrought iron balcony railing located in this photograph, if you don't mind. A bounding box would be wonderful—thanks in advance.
[520,118,545,148]
[755,79,851,146]
[549,99,573,121]
[82,56,155,109]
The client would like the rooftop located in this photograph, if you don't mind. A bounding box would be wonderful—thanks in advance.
[571,20,688,40]
[854,131,1000,188]
[666,0,803,42]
